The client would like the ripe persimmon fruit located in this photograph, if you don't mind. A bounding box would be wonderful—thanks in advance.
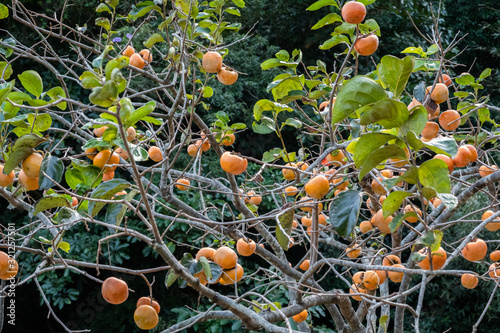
[352,271,364,285]
[301,215,312,227]
[0,164,15,187]
[115,147,128,160]
[371,177,386,195]
[375,270,387,285]
[482,210,500,232]
[85,148,97,160]
[18,170,39,191]
[479,165,497,178]
[94,126,107,137]
[318,213,328,225]
[388,264,405,283]
[292,309,308,323]
[299,259,310,271]
[404,205,422,223]
[464,144,478,162]
[359,220,373,233]
[217,67,238,85]
[175,178,190,191]
[439,73,452,86]
[428,83,449,104]
[298,196,323,212]
[195,247,216,261]
[346,244,361,259]
[362,270,380,290]
[196,139,210,152]
[136,297,161,314]
[134,305,159,330]
[372,209,394,234]
[349,284,366,301]
[93,150,112,169]
[139,49,152,64]
[0,252,18,280]
[101,277,129,305]
[202,51,222,73]
[489,263,500,279]
[461,273,478,289]
[421,121,439,140]
[22,152,43,178]
[187,144,199,157]
[129,53,145,69]
[126,127,136,142]
[236,239,256,257]
[354,34,379,56]
[102,171,115,181]
[71,196,78,207]
[220,152,248,175]
[433,154,455,172]
[304,175,330,199]
[490,250,500,262]
[417,247,447,270]
[341,1,366,24]
[245,190,262,206]
[221,133,235,146]
[219,264,244,284]
[453,146,472,168]
[326,150,346,166]
[439,110,460,131]
[282,163,297,180]
[148,146,163,162]
[461,238,487,262]
[284,186,298,196]
[213,246,238,269]
[382,255,401,266]
[123,45,135,58]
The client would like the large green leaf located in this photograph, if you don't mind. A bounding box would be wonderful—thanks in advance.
[270,77,303,102]
[0,80,15,106]
[46,86,67,110]
[358,145,407,181]
[382,191,413,218]
[253,99,293,121]
[105,190,138,228]
[252,116,276,134]
[88,179,131,217]
[329,190,362,238]
[89,80,117,107]
[80,71,103,89]
[38,153,64,190]
[407,132,457,157]
[276,208,294,250]
[125,101,156,127]
[32,194,72,216]
[64,159,103,192]
[399,106,427,136]
[378,56,414,99]
[418,159,451,194]
[18,70,43,98]
[4,134,47,174]
[311,13,342,30]
[353,133,400,168]
[307,0,339,11]
[359,98,409,129]
[331,76,386,125]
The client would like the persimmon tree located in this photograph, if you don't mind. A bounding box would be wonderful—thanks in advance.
[0,0,500,332]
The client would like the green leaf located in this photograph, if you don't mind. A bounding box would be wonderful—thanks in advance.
[382,191,413,218]
[378,56,414,99]
[125,101,156,127]
[39,154,64,190]
[89,81,118,107]
[53,206,81,225]
[64,159,103,192]
[479,68,491,80]
[276,209,294,250]
[231,0,245,8]
[105,57,129,80]
[0,62,13,80]
[80,71,102,89]
[319,35,349,50]
[32,195,72,216]
[401,46,426,57]
[252,116,276,134]
[28,113,52,133]
[407,132,457,157]
[312,13,342,30]
[307,0,339,11]
[418,230,443,252]
[0,4,9,19]
[95,17,111,31]
[105,190,138,228]
[4,134,47,174]
[96,3,112,13]
[358,145,407,181]
[0,80,14,106]
[262,148,283,163]
[329,190,362,238]
[58,241,71,253]
[253,99,292,121]
[88,179,131,217]
[353,133,400,168]
[18,70,43,98]
[46,86,67,110]
[165,269,179,288]
[331,76,386,125]
[359,99,409,129]
[225,7,241,16]
[399,106,427,136]
[271,77,303,102]
[202,86,213,98]
[418,159,451,194]
[283,118,302,128]
[129,2,162,21]
[389,214,405,233]
[144,33,165,48]
[455,73,475,86]
[386,166,418,188]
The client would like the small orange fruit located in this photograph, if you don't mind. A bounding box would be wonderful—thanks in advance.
[93,150,112,169]
[236,239,256,257]
[421,121,439,140]
[304,175,330,199]
[301,216,312,227]
[126,127,136,142]
[362,270,380,290]
[85,148,97,161]
[219,264,244,284]
[299,259,310,271]
[105,152,120,173]
[284,186,299,196]
[122,45,135,58]
[479,165,498,178]
[453,146,472,168]
[134,305,159,330]
[431,197,442,208]
[359,220,373,233]
[71,196,78,207]
[136,297,161,314]
[417,247,447,270]
[404,205,422,223]
[352,271,364,284]
[318,213,328,226]
[482,210,500,232]
[354,34,379,56]
[0,165,15,187]
[176,178,190,191]
[187,144,199,157]
[139,49,152,64]
[94,126,108,137]
[220,152,248,175]
[326,150,346,166]
[341,1,366,24]
[202,51,222,73]
[489,263,500,279]
[217,67,238,85]
[371,177,386,195]
[115,147,128,160]
[382,255,401,267]
[221,133,235,146]
[102,171,115,181]
[18,170,39,191]
[148,146,163,162]
[282,163,297,180]
[375,270,387,285]
[298,196,323,212]
[101,277,129,305]
[195,247,216,261]
[490,250,500,262]
[439,74,452,87]
[346,244,361,259]
[464,144,478,162]
[213,246,238,269]
[461,238,487,262]
[129,53,145,69]
[372,209,394,234]
[439,110,460,131]
[433,154,455,172]
[428,83,449,104]
[388,264,405,283]
[349,284,366,301]
[196,139,211,152]
[22,152,43,178]
[461,273,478,289]
[245,190,262,206]
[292,309,308,323]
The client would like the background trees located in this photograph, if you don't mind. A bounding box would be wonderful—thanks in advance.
[1,0,500,332]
